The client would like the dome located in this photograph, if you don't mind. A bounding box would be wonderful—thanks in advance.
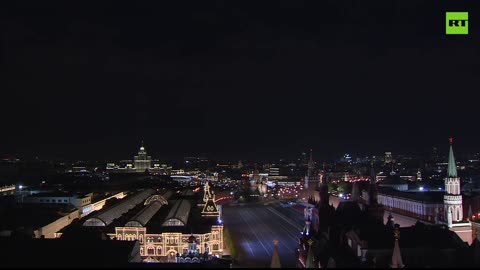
[188,235,196,243]
[140,146,145,151]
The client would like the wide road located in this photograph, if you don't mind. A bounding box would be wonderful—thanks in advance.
[223,204,302,268]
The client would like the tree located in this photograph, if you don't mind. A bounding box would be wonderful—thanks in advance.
[337,181,352,194]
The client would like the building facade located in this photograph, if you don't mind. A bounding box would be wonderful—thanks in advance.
[110,226,224,262]
[134,142,152,173]
[106,142,167,174]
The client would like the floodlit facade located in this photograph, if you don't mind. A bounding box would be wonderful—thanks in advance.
[106,142,166,174]
[134,142,152,173]
[108,182,224,263]
[0,185,15,195]
[373,139,472,243]
[111,225,224,262]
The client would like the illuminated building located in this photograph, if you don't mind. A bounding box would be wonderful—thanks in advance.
[134,141,152,173]
[106,142,165,174]
[385,152,393,164]
[184,156,209,170]
[105,183,224,263]
[84,189,156,227]
[0,185,15,195]
[24,192,92,209]
[442,138,472,243]
[376,174,416,182]
[417,169,422,182]
[304,149,319,189]
[444,138,463,222]
[298,170,471,268]
[370,138,472,243]
[269,167,280,176]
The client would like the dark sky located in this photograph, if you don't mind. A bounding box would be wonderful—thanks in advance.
[1,0,479,161]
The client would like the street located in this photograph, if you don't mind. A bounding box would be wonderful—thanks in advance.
[223,204,302,268]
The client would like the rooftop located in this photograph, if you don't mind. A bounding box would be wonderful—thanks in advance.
[104,188,219,235]
[84,189,155,226]
[29,192,90,198]
[378,187,444,203]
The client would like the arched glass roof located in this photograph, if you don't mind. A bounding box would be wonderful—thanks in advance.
[125,200,163,227]
[83,189,155,227]
[162,200,191,227]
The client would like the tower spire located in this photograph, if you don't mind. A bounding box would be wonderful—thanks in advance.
[391,225,405,268]
[307,148,315,178]
[270,240,281,268]
[369,162,378,206]
[305,239,315,268]
[448,137,457,178]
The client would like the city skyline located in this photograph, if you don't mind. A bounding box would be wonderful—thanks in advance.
[2,137,476,164]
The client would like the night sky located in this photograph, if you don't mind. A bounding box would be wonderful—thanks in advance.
[1,1,479,161]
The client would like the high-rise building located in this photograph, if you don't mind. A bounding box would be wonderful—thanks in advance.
[269,167,280,176]
[307,149,315,179]
[385,152,393,164]
[184,157,209,170]
[432,147,439,162]
[134,142,152,173]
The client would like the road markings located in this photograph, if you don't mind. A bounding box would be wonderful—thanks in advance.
[238,208,271,257]
[266,207,303,231]
[243,207,296,253]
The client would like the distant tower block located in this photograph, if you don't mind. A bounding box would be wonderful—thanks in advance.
[134,141,152,173]
[417,169,422,182]
[307,149,315,179]
[385,152,393,164]
[304,148,318,184]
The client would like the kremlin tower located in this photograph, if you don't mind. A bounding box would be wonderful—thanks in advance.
[442,138,472,244]
[444,137,463,223]
[366,162,384,224]
[304,149,318,189]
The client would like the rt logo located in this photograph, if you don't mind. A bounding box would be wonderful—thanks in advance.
[446,12,468,35]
